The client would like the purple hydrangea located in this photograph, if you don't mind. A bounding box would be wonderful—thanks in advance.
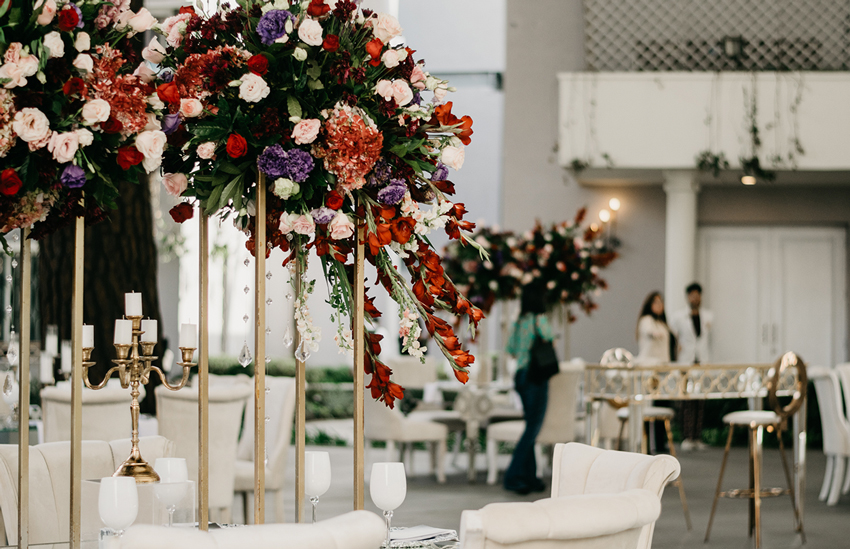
[162,113,181,135]
[257,10,295,46]
[310,207,336,225]
[430,163,448,182]
[60,164,86,188]
[70,3,84,28]
[158,69,174,83]
[377,180,407,205]
[411,92,422,106]
[367,158,392,187]
[258,144,315,183]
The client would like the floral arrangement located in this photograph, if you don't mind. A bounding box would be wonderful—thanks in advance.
[511,209,618,320]
[442,227,521,314]
[0,0,166,239]
[153,1,482,407]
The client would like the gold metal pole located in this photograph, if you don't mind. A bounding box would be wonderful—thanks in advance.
[353,223,365,510]
[294,260,305,523]
[17,227,31,549]
[253,173,267,523]
[198,209,210,530]
[70,215,84,548]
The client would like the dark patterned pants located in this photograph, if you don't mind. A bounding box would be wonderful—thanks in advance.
[680,400,705,440]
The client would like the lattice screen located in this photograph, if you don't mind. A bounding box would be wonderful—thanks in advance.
[585,0,850,71]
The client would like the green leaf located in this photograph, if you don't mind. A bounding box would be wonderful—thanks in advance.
[308,78,324,90]
[287,95,302,120]
[206,183,224,212]
[213,171,230,187]
[219,162,242,175]
[306,61,321,80]
[221,175,242,206]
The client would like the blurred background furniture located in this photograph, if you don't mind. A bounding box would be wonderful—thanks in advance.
[810,366,850,506]
[41,380,145,443]
[156,383,251,523]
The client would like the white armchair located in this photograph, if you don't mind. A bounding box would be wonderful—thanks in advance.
[41,381,145,443]
[461,442,680,549]
[810,367,850,505]
[118,509,385,549]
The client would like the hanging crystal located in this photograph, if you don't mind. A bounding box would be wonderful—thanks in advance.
[265,327,271,335]
[265,298,272,306]
[282,327,293,348]
[265,386,271,395]
[10,259,17,269]
[5,330,18,368]
[265,355,271,364]
[238,342,253,367]
[266,271,272,280]
[4,305,11,314]
[11,232,18,242]
[243,285,250,294]
[2,375,12,396]
[295,339,311,362]
[264,447,269,466]
[284,290,293,301]
[242,314,249,323]
[243,258,250,267]
[4,275,11,283]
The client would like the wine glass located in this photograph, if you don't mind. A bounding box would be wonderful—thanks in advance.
[98,477,138,535]
[370,462,406,548]
[154,458,189,527]
[305,451,331,523]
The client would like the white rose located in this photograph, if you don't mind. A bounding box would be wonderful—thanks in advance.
[180,98,204,118]
[0,64,26,88]
[47,131,80,164]
[292,47,307,61]
[142,37,165,64]
[43,32,65,59]
[128,8,157,33]
[81,99,111,126]
[135,130,167,173]
[143,113,161,132]
[372,13,403,44]
[196,142,216,160]
[434,83,448,102]
[374,80,393,101]
[146,94,165,111]
[391,80,413,107]
[75,128,93,147]
[297,18,324,47]
[17,54,39,77]
[238,72,270,103]
[12,108,51,143]
[272,178,300,200]
[381,50,401,68]
[440,145,465,171]
[74,32,91,52]
[133,62,155,83]
[34,0,57,26]
[72,53,94,73]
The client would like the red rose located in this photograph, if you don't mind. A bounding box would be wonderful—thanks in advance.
[62,77,85,97]
[169,202,195,224]
[178,6,196,15]
[325,190,343,210]
[101,116,123,134]
[307,0,330,17]
[0,169,22,196]
[247,55,269,76]
[322,35,340,53]
[365,38,383,67]
[116,146,144,170]
[156,82,180,104]
[226,133,247,158]
[57,6,80,32]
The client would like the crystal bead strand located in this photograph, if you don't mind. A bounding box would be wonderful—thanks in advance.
[238,256,252,367]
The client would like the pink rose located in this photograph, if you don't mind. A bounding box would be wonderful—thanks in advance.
[162,13,191,47]
[0,64,27,88]
[328,211,354,240]
[133,62,155,83]
[381,50,401,68]
[196,141,216,160]
[391,80,413,107]
[3,43,22,65]
[17,54,39,78]
[34,0,57,26]
[142,37,166,64]
[371,13,403,44]
[128,8,157,33]
[47,131,80,164]
[440,145,465,171]
[12,108,51,143]
[81,99,111,125]
[291,119,320,145]
[292,214,315,235]
[297,19,324,47]
[278,212,299,234]
[375,80,393,101]
[410,65,427,90]
[180,98,204,118]
[162,173,188,197]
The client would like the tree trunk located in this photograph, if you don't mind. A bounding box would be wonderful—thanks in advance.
[39,176,163,414]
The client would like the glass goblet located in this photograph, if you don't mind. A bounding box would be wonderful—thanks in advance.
[370,462,407,548]
[98,477,138,535]
[305,451,331,523]
[154,458,189,527]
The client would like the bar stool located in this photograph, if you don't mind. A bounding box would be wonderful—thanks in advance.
[600,348,692,531]
[705,352,807,548]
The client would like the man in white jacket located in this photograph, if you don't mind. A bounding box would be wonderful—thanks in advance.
[670,283,713,450]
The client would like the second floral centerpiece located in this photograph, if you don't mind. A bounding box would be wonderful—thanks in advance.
[153,1,482,407]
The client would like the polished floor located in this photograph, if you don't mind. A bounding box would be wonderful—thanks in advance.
[239,426,850,548]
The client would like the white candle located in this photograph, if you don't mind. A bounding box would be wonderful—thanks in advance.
[39,354,54,384]
[125,292,142,317]
[60,341,71,374]
[114,319,133,345]
[45,327,58,357]
[179,323,196,349]
[82,325,94,348]
[140,319,157,343]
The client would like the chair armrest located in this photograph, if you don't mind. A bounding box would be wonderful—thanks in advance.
[459,510,485,549]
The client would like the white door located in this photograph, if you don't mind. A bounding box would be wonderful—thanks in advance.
[698,227,846,367]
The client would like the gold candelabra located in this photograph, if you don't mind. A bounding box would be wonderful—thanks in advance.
[81,315,196,483]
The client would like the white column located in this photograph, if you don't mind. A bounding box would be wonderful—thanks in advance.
[662,171,699,316]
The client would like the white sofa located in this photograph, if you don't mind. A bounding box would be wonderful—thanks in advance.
[118,509,386,549]
[460,442,680,549]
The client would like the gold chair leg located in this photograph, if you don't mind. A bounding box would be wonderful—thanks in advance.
[705,424,734,543]
[665,418,692,530]
[777,429,806,543]
[752,426,763,549]
[617,417,626,451]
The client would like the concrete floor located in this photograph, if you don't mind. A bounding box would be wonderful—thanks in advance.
[237,426,850,548]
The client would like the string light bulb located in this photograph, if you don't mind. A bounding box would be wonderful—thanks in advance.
[599,209,611,223]
[741,175,757,185]
[609,198,621,211]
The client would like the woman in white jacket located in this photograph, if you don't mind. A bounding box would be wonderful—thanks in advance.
[636,291,671,364]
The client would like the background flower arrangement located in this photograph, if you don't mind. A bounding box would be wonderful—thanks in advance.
[0,0,165,239]
[154,0,482,407]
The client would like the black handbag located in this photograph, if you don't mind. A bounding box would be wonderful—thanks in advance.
[527,318,559,384]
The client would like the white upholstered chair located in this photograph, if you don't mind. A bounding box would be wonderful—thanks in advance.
[0,436,173,545]
[234,376,296,523]
[118,509,385,549]
[461,442,680,549]
[364,390,447,482]
[156,383,251,523]
[810,366,850,505]
[485,362,583,484]
[41,381,145,443]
